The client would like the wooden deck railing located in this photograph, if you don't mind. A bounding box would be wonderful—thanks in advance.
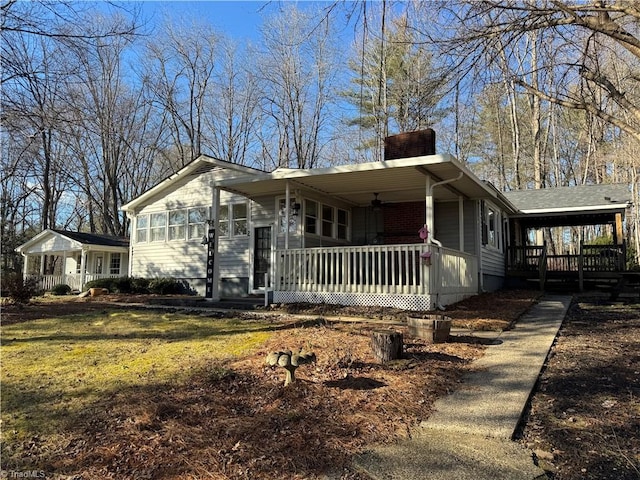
[507,242,626,284]
[275,243,478,297]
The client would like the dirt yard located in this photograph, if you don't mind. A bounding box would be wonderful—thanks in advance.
[517,293,640,480]
[2,290,638,479]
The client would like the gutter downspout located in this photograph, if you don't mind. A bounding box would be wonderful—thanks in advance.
[427,172,464,310]
[476,201,484,293]
[125,212,135,279]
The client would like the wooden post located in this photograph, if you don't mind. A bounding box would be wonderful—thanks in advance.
[370,331,403,363]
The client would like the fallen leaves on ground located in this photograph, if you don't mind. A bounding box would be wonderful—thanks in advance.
[1,289,544,479]
[518,294,640,480]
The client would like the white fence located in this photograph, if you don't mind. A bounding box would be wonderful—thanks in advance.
[27,273,124,292]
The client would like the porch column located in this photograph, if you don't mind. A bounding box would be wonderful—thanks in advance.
[80,249,87,290]
[285,180,291,250]
[62,250,67,285]
[458,195,464,252]
[615,212,623,244]
[206,186,221,301]
[22,253,28,281]
[424,176,433,234]
[39,253,45,276]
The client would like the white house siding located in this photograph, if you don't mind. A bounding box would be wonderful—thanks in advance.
[130,169,257,296]
[481,247,505,291]
[34,234,78,253]
[480,199,507,291]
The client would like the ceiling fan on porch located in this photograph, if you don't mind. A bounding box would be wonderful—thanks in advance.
[371,192,384,211]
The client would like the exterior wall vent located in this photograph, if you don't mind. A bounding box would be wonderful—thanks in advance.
[384,129,436,160]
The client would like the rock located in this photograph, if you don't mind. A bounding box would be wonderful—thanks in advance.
[534,449,555,461]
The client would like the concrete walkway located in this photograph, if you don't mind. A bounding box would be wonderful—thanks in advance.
[353,295,572,480]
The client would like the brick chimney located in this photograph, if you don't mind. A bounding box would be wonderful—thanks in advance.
[384,129,436,160]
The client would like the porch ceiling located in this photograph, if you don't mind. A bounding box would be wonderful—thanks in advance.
[218,154,503,207]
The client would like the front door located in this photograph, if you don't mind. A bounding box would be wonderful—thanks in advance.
[95,255,103,274]
[253,226,271,289]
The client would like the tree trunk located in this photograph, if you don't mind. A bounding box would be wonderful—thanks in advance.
[370,330,403,363]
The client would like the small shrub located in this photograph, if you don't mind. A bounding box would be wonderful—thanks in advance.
[130,277,150,294]
[148,277,191,295]
[51,284,72,296]
[85,278,117,292]
[1,273,41,305]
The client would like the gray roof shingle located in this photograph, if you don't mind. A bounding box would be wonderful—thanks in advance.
[52,229,129,248]
[503,184,631,212]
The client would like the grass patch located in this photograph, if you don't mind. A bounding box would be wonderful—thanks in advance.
[1,310,273,448]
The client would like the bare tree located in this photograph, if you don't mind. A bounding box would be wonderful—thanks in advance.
[58,11,150,236]
[205,39,260,167]
[1,0,140,84]
[1,31,72,230]
[423,1,640,143]
[144,18,219,168]
[255,4,340,169]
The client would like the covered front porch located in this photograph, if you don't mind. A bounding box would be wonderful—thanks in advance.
[215,141,514,309]
[16,229,130,292]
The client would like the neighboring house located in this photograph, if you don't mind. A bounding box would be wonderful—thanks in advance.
[15,229,129,291]
[18,130,633,308]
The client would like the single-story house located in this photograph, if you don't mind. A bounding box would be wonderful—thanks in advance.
[17,130,633,307]
[15,229,129,291]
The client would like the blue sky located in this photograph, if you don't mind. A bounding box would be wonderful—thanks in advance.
[138,1,348,42]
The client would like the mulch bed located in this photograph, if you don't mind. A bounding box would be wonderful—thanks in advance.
[517,294,640,480]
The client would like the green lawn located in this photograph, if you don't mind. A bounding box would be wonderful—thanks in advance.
[1,309,273,447]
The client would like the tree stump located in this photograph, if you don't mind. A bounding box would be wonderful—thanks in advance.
[370,330,403,363]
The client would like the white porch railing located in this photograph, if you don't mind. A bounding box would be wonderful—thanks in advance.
[274,243,478,310]
[27,273,124,292]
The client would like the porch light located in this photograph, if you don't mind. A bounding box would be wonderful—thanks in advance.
[291,202,301,216]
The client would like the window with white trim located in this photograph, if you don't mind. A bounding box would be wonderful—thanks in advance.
[232,203,248,236]
[150,213,166,242]
[188,207,207,240]
[218,205,229,236]
[321,204,333,237]
[110,253,121,274]
[303,200,349,240]
[304,200,318,234]
[482,201,501,249]
[216,202,249,237]
[278,198,299,234]
[168,210,186,241]
[337,208,348,240]
[136,215,148,243]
